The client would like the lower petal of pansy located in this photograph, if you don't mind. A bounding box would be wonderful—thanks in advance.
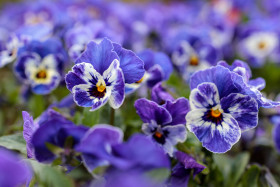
[186,110,241,153]
[163,125,187,145]
[72,84,94,107]
[221,93,258,131]
[31,71,61,95]
[108,69,125,109]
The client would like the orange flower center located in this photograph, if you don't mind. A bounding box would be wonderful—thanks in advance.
[154,131,163,138]
[190,55,199,66]
[96,79,106,92]
[211,109,222,118]
[36,70,47,79]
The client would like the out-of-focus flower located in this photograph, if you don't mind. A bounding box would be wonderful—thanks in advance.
[22,109,88,163]
[135,98,189,156]
[14,38,67,95]
[0,148,32,187]
[0,32,19,68]
[66,38,144,111]
[168,151,205,187]
[125,49,172,95]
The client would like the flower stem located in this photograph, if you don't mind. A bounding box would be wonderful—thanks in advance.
[110,108,115,126]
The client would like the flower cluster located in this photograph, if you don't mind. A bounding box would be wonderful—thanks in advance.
[1,0,280,186]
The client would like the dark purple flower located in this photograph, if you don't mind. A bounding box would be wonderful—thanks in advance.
[0,148,32,187]
[65,38,144,111]
[22,109,89,163]
[135,98,189,155]
[168,151,205,187]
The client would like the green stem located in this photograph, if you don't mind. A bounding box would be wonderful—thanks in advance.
[110,108,115,126]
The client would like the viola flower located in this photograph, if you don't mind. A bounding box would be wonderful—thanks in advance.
[65,38,144,111]
[168,151,205,187]
[172,40,221,82]
[238,31,279,67]
[0,148,32,187]
[14,38,67,95]
[22,109,89,163]
[186,82,258,153]
[125,49,172,94]
[135,98,189,155]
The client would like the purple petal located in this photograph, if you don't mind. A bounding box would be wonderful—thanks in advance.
[22,111,38,158]
[273,123,280,152]
[164,98,190,126]
[151,82,174,104]
[221,93,258,131]
[113,43,145,84]
[248,78,266,91]
[75,38,119,75]
[135,98,172,125]
[190,65,239,98]
[163,125,187,145]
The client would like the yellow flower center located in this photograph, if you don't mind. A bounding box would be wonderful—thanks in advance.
[36,70,47,79]
[211,109,222,118]
[190,55,199,66]
[136,76,144,84]
[258,41,267,50]
[96,79,106,92]
[154,131,163,138]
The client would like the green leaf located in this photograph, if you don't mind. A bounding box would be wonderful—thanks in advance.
[241,165,261,187]
[81,108,100,127]
[29,160,75,187]
[146,168,170,183]
[28,95,46,118]
[0,132,27,155]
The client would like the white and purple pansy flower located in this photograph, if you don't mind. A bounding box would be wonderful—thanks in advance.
[134,98,189,156]
[186,82,258,153]
[65,38,145,111]
[14,38,67,95]
[0,34,19,68]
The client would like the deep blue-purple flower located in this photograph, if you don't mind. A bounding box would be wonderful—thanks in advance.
[135,98,189,155]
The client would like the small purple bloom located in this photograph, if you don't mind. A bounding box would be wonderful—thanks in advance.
[65,38,144,111]
[168,151,205,187]
[186,82,258,153]
[0,148,32,187]
[135,98,189,155]
[22,109,89,163]
[14,38,67,95]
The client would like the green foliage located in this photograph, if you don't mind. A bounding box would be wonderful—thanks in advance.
[0,132,27,155]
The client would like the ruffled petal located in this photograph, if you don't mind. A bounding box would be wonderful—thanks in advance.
[221,93,258,131]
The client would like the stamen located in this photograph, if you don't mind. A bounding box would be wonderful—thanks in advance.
[189,55,199,66]
[136,76,144,84]
[36,70,47,79]
[258,41,266,50]
[96,79,106,92]
[211,109,222,118]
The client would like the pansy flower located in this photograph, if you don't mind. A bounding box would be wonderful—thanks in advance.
[65,38,144,111]
[135,98,189,155]
[125,49,172,95]
[172,40,221,82]
[187,66,259,152]
[14,38,67,95]
[22,109,89,163]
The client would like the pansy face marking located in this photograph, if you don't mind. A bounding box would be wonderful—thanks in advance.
[189,55,199,66]
[186,82,258,153]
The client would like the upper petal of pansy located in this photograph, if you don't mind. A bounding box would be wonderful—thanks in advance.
[151,82,175,105]
[22,111,39,158]
[189,83,220,109]
[65,62,101,91]
[186,110,241,153]
[75,38,119,75]
[146,65,164,88]
[218,60,252,81]
[221,93,258,131]
[112,43,145,84]
[190,65,239,98]
[164,98,190,126]
[135,98,172,125]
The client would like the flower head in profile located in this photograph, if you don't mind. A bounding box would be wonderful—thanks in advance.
[14,38,67,94]
[186,66,258,153]
[135,98,189,156]
[65,38,145,111]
